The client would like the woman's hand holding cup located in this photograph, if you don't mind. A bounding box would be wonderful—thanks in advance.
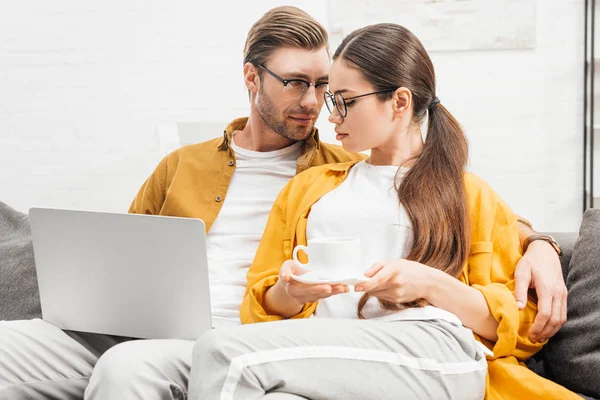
[278,260,349,305]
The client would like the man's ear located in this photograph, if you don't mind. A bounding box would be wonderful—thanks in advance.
[391,87,412,116]
[243,62,260,96]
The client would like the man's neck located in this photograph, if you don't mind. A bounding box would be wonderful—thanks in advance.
[234,111,299,152]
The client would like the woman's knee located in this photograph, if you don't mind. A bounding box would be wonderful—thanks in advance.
[193,329,228,364]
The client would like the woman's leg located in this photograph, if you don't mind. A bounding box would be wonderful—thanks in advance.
[189,318,487,400]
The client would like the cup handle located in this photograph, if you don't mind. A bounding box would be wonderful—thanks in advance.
[292,245,309,267]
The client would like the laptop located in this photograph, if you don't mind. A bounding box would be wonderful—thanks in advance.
[29,208,213,340]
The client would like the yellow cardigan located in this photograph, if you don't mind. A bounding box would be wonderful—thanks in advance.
[240,161,578,400]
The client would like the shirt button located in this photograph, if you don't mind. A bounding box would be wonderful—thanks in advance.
[228,160,234,166]
[215,196,222,202]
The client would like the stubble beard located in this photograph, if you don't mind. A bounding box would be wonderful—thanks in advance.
[256,85,316,142]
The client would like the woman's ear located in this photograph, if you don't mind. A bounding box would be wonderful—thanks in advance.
[391,87,412,116]
[243,62,260,96]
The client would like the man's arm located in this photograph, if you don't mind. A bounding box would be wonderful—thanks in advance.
[516,216,535,246]
[129,156,168,215]
[514,215,567,342]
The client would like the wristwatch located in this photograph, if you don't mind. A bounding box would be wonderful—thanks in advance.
[522,234,563,257]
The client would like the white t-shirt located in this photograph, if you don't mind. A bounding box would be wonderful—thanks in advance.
[206,136,302,328]
[306,160,459,327]
[307,160,414,320]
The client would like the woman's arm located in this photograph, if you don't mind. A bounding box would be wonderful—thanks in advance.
[263,280,304,318]
[263,260,348,318]
[464,173,544,360]
[240,180,313,324]
[241,165,347,324]
[357,174,544,360]
[355,260,499,341]
[425,269,498,341]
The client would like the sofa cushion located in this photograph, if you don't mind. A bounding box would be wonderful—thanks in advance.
[0,202,41,320]
[549,232,578,282]
[544,209,600,398]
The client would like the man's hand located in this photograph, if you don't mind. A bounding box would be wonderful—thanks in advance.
[514,240,567,342]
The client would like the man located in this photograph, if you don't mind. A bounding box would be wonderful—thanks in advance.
[0,6,566,400]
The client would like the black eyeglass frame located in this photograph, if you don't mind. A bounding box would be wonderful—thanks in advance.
[256,64,329,99]
[324,88,399,118]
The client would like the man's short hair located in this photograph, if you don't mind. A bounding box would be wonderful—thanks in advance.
[244,6,329,67]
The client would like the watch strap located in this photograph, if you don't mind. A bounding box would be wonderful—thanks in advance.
[522,234,563,257]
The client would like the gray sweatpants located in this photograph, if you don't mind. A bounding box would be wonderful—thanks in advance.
[0,319,105,399]
[189,318,488,400]
[87,338,306,400]
[0,319,308,400]
[0,319,191,400]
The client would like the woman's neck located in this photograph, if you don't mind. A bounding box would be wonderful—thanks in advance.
[368,124,423,167]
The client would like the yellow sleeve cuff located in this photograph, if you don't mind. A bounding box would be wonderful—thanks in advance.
[473,282,519,358]
[241,276,318,324]
[473,282,544,360]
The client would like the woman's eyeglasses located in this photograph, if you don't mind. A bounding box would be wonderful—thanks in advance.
[324,88,398,118]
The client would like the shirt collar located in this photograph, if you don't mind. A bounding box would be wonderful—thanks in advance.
[325,160,361,172]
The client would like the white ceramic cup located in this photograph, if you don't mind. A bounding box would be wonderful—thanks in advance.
[292,237,361,279]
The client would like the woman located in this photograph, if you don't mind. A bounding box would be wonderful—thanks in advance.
[189,24,578,400]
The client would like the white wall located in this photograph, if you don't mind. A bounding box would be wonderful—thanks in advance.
[0,0,326,214]
[318,0,585,232]
[0,0,586,231]
[453,0,583,233]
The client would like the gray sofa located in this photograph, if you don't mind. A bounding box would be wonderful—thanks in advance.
[1,202,599,398]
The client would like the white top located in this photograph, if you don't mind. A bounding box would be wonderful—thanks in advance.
[307,160,457,324]
[206,136,302,328]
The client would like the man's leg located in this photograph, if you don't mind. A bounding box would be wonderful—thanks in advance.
[262,394,308,400]
[85,339,194,400]
[0,319,98,400]
[189,318,487,400]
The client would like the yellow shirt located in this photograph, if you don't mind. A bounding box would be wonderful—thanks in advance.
[128,117,365,230]
[241,161,579,400]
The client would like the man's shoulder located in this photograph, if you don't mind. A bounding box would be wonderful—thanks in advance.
[176,137,223,155]
[163,137,224,163]
[315,142,367,164]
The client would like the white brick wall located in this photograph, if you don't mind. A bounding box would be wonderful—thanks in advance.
[0,0,586,231]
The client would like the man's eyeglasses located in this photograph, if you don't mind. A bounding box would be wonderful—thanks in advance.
[324,88,398,118]
[256,64,328,100]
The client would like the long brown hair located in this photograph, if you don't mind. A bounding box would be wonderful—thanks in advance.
[332,24,471,318]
